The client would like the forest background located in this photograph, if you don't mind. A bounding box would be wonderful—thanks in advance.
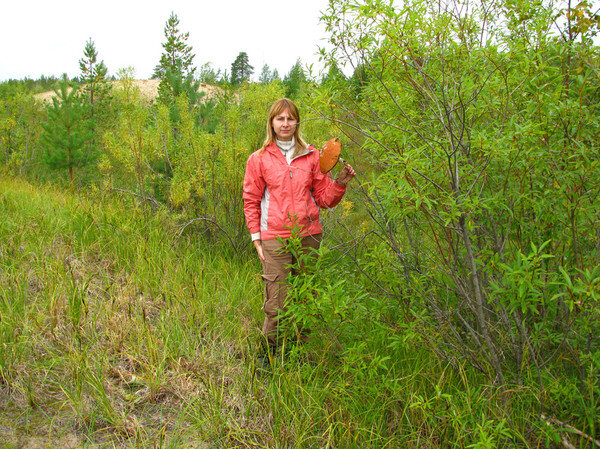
[1,0,600,447]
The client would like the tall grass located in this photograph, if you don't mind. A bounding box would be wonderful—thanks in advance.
[0,177,559,447]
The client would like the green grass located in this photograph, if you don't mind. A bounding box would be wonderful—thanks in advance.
[0,177,264,446]
[0,177,567,448]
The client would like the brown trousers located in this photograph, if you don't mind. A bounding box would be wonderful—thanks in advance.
[260,233,322,347]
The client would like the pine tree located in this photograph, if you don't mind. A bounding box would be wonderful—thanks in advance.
[79,38,108,107]
[153,12,197,105]
[79,38,112,150]
[163,69,204,124]
[230,52,254,85]
[40,76,94,184]
[153,12,196,80]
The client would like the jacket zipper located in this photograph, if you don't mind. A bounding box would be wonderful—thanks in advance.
[287,148,311,230]
[271,144,314,232]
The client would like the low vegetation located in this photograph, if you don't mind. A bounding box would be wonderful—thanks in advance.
[0,180,425,445]
[0,177,589,447]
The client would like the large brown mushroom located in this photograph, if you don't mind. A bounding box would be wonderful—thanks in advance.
[319,138,343,173]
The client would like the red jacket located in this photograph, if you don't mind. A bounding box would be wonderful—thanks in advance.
[243,142,346,240]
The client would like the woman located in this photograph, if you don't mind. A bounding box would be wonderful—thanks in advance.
[243,98,356,360]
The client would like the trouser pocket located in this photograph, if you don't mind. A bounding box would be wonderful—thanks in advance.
[261,273,287,342]
[261,273,285,314]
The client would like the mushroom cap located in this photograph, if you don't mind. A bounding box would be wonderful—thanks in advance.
[319,138,342,173]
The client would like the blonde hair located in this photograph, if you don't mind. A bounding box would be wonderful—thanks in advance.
[260,98,307,157]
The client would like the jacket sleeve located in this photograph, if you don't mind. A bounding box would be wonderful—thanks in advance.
[311,150,347,209]
[243,152,265,235]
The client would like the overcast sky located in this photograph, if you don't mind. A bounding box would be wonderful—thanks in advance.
[0,0,332,82]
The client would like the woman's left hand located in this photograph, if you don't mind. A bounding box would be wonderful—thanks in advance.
[336,164,356,186]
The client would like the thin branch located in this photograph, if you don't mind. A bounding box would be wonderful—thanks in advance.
[542,414,600,448]
[173,216,237,250]
[112,188,160,208]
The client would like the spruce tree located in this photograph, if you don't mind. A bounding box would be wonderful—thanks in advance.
[40,76,94,184]
[230,52,254,85]
[283,59,307,99]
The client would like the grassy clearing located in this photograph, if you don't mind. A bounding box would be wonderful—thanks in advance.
[0,177,553,448]
[0,177,264,447]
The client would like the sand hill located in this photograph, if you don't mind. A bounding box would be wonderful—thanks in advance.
[34,79,220,103]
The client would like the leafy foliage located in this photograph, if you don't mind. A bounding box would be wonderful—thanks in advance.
[197,62,223,85]
[0,90,42,174]
[258,63,280,84]
[101,73,158,199]
[316,0,600,440]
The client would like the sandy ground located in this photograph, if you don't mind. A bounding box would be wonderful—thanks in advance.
[33,79,220,104]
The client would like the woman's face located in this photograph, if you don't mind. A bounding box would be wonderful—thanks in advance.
[271,108,297,142]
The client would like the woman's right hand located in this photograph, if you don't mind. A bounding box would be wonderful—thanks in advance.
[254,239,266,262]
[336,164,356,186]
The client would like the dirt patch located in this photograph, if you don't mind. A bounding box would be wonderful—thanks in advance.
[33,79,220,104]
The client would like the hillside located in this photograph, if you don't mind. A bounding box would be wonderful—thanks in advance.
[33,79,220,103]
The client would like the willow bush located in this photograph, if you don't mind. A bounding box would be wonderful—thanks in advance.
[315,0,600,434]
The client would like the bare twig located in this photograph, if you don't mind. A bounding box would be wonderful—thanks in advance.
[174,216,237,250]
[112,188,161,208]
[542,414,600,448]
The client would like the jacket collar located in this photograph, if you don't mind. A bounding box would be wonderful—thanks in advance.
[265,142,313,160]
